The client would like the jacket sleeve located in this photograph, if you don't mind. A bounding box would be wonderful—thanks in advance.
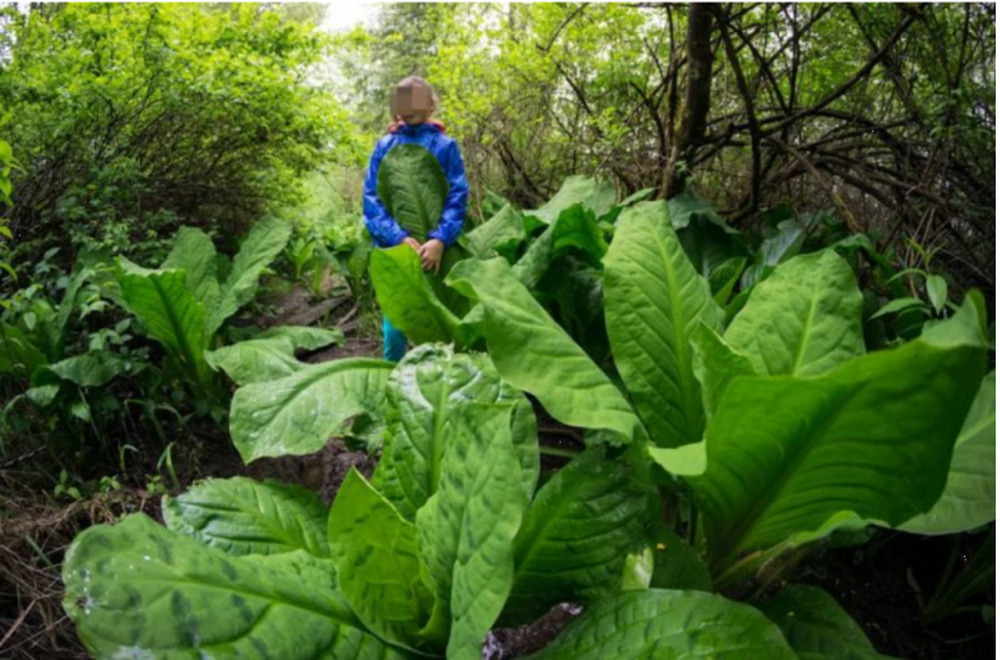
[363,140,409,248]
[428,140,468,246]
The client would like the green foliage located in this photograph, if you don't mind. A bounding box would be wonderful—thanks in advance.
[2,3,359,264]
[115,218,293,401]
[526,589,796,659]
[377,144,450,244]
[758,585,890,659]
[65,345,660,659]
[604,201,722,448]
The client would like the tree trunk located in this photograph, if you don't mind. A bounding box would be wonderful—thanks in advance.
[663,4,715,199]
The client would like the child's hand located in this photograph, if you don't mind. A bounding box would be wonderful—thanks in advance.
[418,239,445,274]
[403,237,422,252]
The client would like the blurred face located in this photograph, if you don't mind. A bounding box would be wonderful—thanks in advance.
[390,85,435,125]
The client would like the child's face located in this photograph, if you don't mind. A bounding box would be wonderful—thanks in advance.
[390,86,435,125]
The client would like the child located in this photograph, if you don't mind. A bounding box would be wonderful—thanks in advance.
[363,76,468,362]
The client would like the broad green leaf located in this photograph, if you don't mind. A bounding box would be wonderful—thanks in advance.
[207,337,305,385]
[725,251,864,376]
[503,446,658,625]
[370,246,465,345]
[62,514,406,659]
[708,256,746,305]
[116,258,211,383]
[416,402,529,660]
[447,257,640,444]
[46,351,135,388]
[163,477,329,557]
[207,217,292,338]
[900,371,995,535]
[373,344,539,520]
[25,384,60,407]
[513,204,607,290]
[328,469,435,650]
[758,585,888,660]
[690,322,755,418]
[230,357,394,462]
[604,201,722,447]
[527,589,796,659]
[208,324,343,385]
[692,331,984,571]
[462,203,525,260]
[258,325,345,350]
[667,187,747,275]
[926,274,948,313]
[162,226,221,308]
[648,442,707,477]
[740,216,814,288]
[523,175,599,226]
[0,323,47,375]
[377,143,449,243]
[870,296,927,320]
[648,526,713,592]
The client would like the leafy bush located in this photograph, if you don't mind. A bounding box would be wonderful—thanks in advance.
[0,3,359,265]
[62,345,659,659]
[114,218,343,415]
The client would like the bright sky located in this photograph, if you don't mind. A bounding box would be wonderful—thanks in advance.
[320,1,380,33]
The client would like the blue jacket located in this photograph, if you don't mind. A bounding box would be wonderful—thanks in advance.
[363,123,469,248]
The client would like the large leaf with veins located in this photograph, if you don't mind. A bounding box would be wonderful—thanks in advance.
[163,477,329,558]
[527,589,795,659]
[373,344,538,520]
[447,257,640,445]
[725,250,864,376]
[229,357,393,462]
[62,514,408,659]
[416,402,530,660]
[691,328,984,572]
[603,200,722,447]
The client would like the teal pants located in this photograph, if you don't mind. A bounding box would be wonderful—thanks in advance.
[382,316,407,362]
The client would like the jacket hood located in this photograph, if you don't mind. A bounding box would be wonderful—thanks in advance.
[387,119,447,135]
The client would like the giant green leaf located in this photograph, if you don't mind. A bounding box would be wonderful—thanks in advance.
[667,187,747,275]
[513,204,607,289]
[604,200,722,447]
[206,337,305,385]
[62,514,407,659]
[758,585,888,660]
[503,446,657,625]
[725,250,864,376]
[462,203,525,260]
[523,175,600,226]
[162,226,221,309]
[527,589,796,659]
[373,344,539,520]
[740,214,817,288]
[690,321,756,419]
[207,217,292,338]
[229,357,394,462]
[328,469,435,651]
[377,143,448,243]
[163,477,329,557]
[691,331,984,572]
[900,371,995,535]
[45,351,135,388]
[257,325,345,350]
[447,257,640,444]
[416,402,529,660]
[116,258,211,384]
[370,246,465,345]
[206,327,342,386]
